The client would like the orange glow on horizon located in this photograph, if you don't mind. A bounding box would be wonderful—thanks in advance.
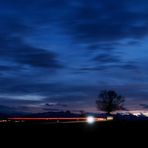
[8,117,106,121]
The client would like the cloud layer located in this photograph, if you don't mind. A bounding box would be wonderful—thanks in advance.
[0,0,148,112]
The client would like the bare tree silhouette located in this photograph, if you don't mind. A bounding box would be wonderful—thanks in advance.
[96,90,125,115]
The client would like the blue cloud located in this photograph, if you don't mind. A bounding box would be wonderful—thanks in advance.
[0,0,148,112]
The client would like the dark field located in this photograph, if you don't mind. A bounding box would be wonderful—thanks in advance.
[0,120,148,136]
[0,120,147,146]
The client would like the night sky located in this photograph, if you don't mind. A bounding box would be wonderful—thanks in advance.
[0,0,148,114]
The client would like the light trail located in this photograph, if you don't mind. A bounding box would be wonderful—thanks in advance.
[8,117,107,122]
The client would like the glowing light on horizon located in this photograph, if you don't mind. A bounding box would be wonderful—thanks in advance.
[107,116,113,121]
[86,116,95,124]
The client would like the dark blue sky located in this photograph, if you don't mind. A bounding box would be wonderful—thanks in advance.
[0,0,148,113]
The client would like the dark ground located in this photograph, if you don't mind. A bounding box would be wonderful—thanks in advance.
[0,121,147,146]
[0,121,147,135]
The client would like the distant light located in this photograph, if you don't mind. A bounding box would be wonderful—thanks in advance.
[107,116,113,121]
[86,116,95,124]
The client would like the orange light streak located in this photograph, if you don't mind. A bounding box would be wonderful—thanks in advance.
[8,117,106,121]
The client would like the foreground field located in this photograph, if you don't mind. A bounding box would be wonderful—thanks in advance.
[0,120,148,134]
[0,120,147,145]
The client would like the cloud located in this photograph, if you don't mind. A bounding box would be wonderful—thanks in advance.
[140,104,148,109]
[0,36,62,70]
[0,8,63,71]
[45,103,68,107]
[0,80,58,95]
[43,108,61,112]
[63,0,148,45]
[1,0,148,46]
[0,0,148,112]
[115,63,139,71]
[79,67,106,71]
[94,53,121,63]
[0,105,19,114]
[15,47,62,69]
[78,61,138,72]
[0,97,42,106]
[0,65,19,72]
[0,16,32,36]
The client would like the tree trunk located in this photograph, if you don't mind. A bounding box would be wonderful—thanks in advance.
[107,111,111,116]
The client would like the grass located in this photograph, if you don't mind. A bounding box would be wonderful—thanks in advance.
[0,120,148,133]
[0,120,147,144]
